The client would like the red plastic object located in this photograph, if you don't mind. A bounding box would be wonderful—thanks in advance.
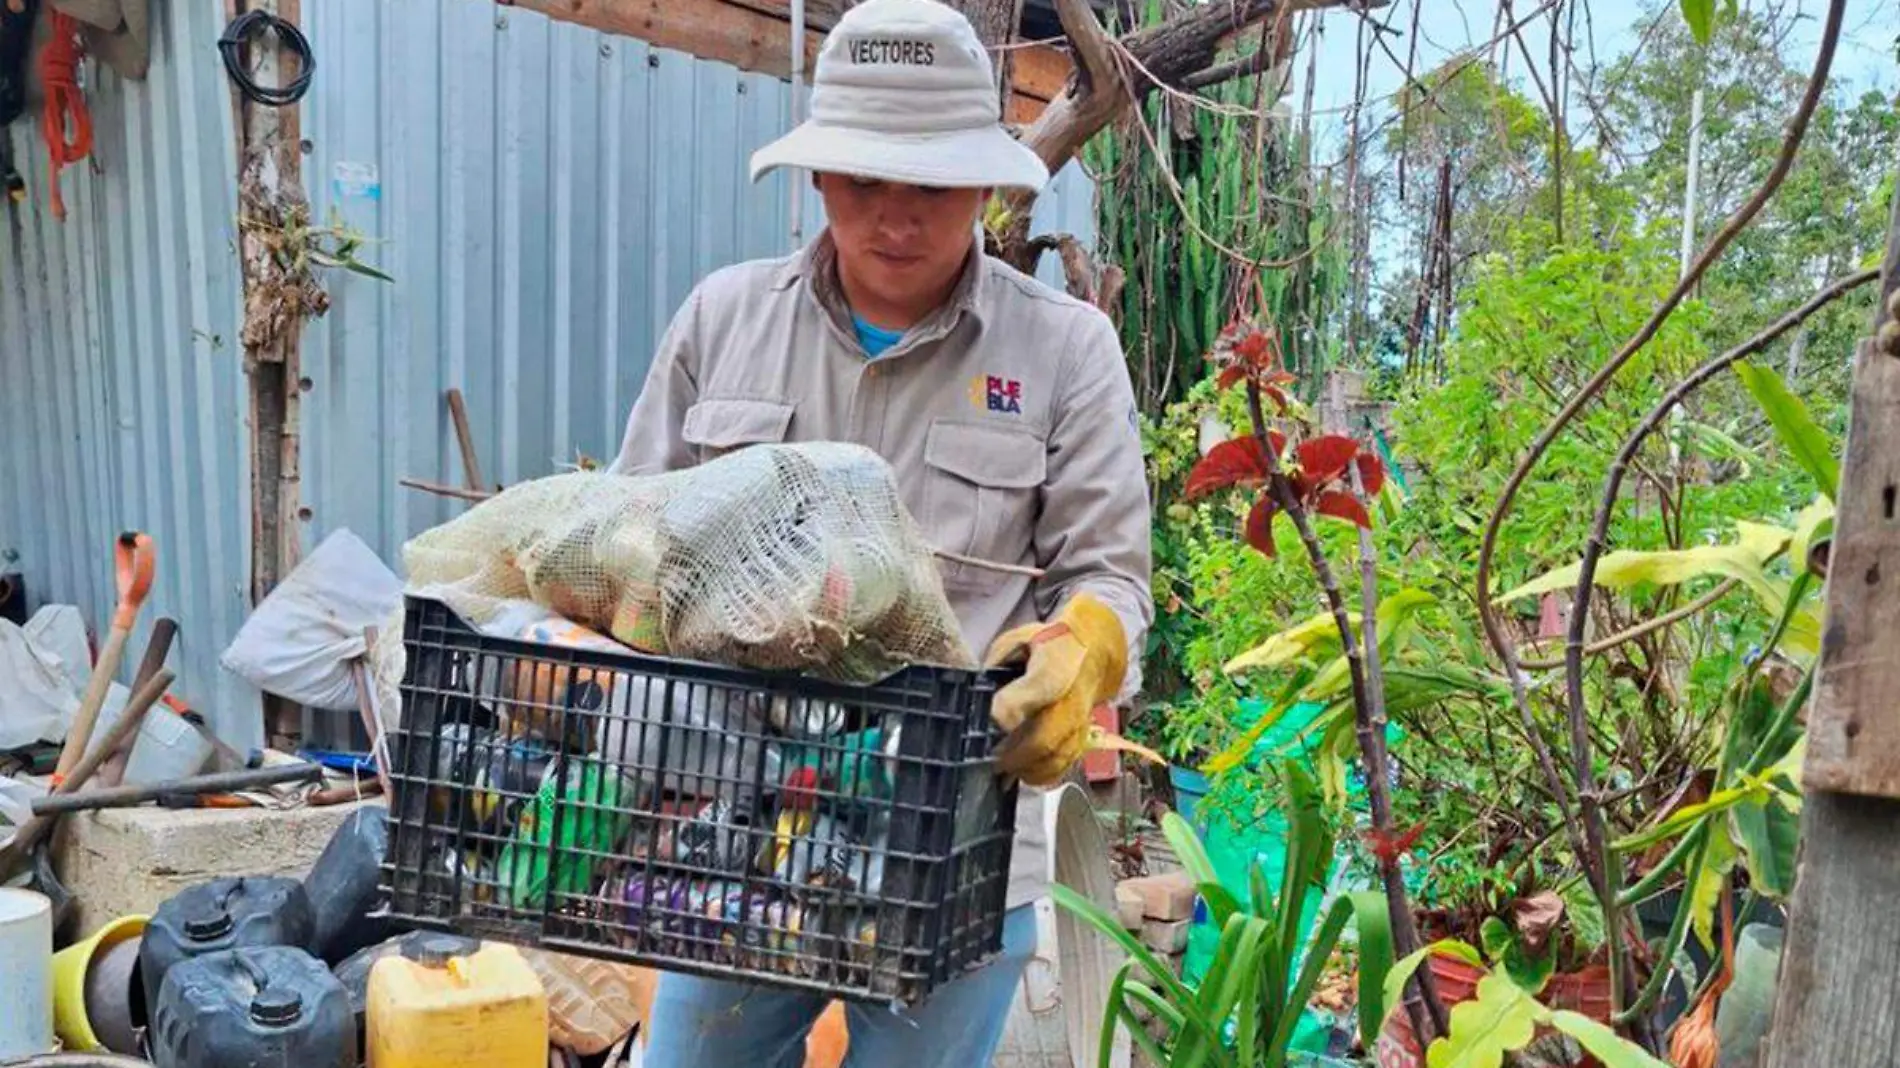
[1376,955,1615,1068]
[1083,705,1120,782]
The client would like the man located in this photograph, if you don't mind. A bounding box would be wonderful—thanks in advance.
[610,0,1152,1062]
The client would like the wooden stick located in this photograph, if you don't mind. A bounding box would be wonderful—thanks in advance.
[400,477,494,503]
[446,388,487,492]
[0,668,175,876]
[352,626,396,800]
[98,618,177,788]
[931,547,1046,579]
[31,763,325,815]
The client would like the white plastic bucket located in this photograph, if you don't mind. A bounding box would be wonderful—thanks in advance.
[86,691,213,786]
[0,888,55,1060]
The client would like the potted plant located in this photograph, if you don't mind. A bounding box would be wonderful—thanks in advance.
[1378,889,1623,1068]
[1054,760,1396,1068]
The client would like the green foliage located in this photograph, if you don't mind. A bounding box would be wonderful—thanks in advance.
[1736,360,1842,501]
[1110,6,1886,1040]
[1377,951,1668,1068]
[1088,9,1351,415]
[1053,764,1394,1067]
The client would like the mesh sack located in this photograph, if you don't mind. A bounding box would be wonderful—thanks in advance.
[369,442,974,745]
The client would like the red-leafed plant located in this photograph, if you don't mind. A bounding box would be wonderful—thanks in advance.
[1190,315,1447,1041]
[1186,322,1389,559]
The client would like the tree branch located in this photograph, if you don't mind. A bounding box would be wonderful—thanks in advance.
[1470,0,1849,1026]
[1243,380,1448,1043]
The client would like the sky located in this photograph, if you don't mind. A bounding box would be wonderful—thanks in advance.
[1290,0,1898,163]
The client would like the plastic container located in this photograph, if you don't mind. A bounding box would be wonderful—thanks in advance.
[366,932,547,1068]
[334,936,405,1056]
[148,945,354,1068]
[0,888,55,1060]
[306,806,395,964]
[86,695,214,787]
[139,876,315,1013]
[51,915,147,1054]
[1168,765,1210,830]
[381,594,1021,1007]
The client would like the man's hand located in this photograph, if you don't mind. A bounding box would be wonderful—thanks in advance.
[983,593,1128,787]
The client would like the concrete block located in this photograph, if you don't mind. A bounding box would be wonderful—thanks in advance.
[1121,870,1196,922]
[51,797,381,936]
[1141,917,1191,954]
[1116,884,1145,931]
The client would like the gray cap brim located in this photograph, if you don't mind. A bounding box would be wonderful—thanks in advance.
[750,121,1051,192]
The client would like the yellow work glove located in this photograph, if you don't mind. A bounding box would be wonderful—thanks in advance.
[983,593,1128,787]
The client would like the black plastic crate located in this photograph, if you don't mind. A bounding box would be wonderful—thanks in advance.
[379,595,1021,1007]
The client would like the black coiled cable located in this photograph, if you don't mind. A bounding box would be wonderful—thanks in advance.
[218,10,315,108]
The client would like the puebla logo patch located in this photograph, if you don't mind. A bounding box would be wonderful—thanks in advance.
[969,374,1024,415]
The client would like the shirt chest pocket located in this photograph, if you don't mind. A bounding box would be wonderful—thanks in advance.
[681,398,794,462]
[923,421,1046,589]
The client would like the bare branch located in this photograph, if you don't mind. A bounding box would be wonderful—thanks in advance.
[1471,0,1850,1025]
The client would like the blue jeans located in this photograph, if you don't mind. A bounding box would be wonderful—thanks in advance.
[642,905,1037,1067]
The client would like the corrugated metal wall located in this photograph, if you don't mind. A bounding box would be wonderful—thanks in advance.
[298,0,1098,559]
[0,0,1096,752]
[0,0,253,744]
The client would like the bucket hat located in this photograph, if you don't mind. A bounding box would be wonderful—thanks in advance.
[749,0,1049,192]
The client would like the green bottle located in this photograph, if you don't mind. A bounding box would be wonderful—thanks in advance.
[498,759,638,909]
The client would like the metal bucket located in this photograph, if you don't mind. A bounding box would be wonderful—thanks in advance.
[0,887,56,1061]
[994,785,1131,1068]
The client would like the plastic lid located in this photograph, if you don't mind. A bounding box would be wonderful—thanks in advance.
[184,906,233,941]
[400,932,480,967]
[250,988,302,1027]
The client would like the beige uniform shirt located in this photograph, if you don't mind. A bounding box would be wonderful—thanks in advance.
[610,232,1153,910]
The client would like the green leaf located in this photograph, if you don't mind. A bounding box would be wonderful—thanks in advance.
[1546,1011,1672,1068]
[1559,879,1607,951]
[1790,495,1836,576]
[1235,953,1263,1068]
[1736,360,1841,501]
[1383,941,1485,1029]
[1201,702,1296,776]
[1612,783,1763,852]
[1225,610,1352,675]
[1690,823,1740,952]
[1481,917,1555,995]
[1679,0,1714,43]
[1425,972,1541,1068]
[1495,542,1782,609]
[1346,890,1396,1050]
[1731,796,1800,900]
[1049,882,1213,1033]
[1277,761,1334,965]
[1185,914,1269,1068]
[1162,810,1242,924]
[1099,964,1137,1068]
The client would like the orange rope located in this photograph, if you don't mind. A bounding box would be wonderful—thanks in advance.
[38,9,92,221]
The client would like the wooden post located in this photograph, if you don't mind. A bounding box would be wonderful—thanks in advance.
[231,0,312,752]
[1762,175,1900,1067]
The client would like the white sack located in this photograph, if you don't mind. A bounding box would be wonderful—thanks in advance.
[0,618,82,750]
[220,528,403,710]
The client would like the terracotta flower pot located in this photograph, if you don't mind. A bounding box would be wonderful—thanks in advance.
[1374,956,1617,1068]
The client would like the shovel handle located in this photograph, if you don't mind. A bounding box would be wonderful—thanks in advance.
[113,532,156,629]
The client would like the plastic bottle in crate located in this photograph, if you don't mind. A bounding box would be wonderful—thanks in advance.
[425,725,559,836]
[366,933,547,1068]
[496,759,640,909]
